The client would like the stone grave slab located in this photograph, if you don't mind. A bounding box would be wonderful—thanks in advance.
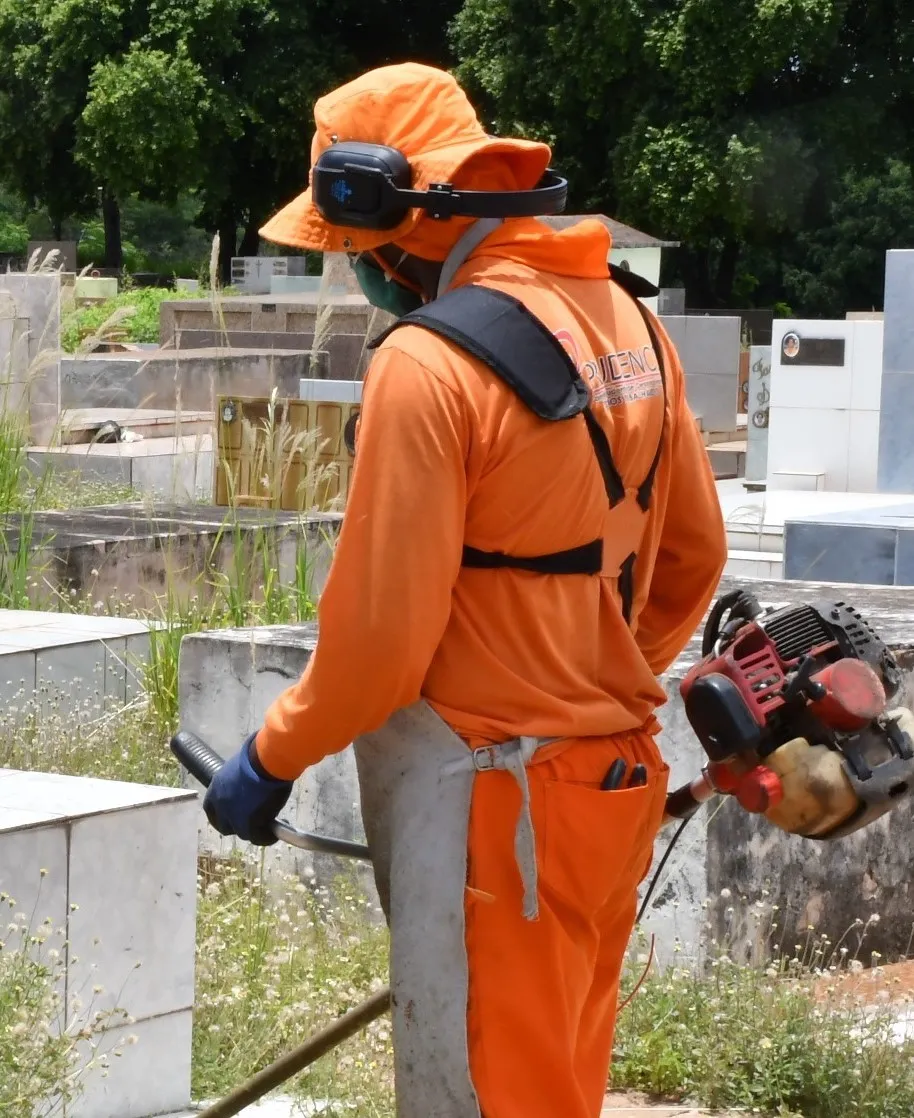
[0,769,197,1118]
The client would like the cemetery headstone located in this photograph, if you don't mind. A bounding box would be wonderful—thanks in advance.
[230,256,309,294]
[766,318,882,492]
[0,273,62,443]
[659,314,741,434]
[26,240,78,272]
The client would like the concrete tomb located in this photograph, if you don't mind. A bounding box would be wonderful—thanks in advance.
[4,504,339,612]
[0,769,197,1118]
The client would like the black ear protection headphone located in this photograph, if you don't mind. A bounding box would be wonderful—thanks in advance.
[311,141,568,230]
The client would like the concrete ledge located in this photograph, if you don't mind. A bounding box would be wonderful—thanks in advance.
[29,434,214,502]
[3,504,340,611]
[61,349,309,412]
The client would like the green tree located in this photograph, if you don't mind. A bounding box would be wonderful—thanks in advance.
[453,0,914,312]
[0,0,462,277]
[783,159,914,317]
[0,0,337,271]
[0,0,99,241]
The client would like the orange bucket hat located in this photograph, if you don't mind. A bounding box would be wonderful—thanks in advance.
[259,63,552,258]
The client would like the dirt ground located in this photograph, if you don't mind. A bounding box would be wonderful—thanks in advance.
[602,1092,724,1116]
[816,957,914,1007]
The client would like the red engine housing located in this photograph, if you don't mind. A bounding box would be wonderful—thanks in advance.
[680,618,886,767]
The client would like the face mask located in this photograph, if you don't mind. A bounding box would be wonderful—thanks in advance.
[350,252,424,318]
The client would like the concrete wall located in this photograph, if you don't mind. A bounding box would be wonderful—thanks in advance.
[177,330,368,381]
[177,573,914,966]
[177,624,369,891]
[159,293,391,349]
[14,505,340,612]
[659,314,741,433]
[60,349,306,412]
[0,770,197,1118]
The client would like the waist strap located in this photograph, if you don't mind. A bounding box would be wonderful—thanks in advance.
[462,539,602,575]
[443,736,556,921]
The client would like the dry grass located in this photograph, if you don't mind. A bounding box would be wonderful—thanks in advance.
[0,885,134,1117]
[193,858,393,1114]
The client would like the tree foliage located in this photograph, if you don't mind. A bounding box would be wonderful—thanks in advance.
[454,0,914,311]
[0,0,462,272]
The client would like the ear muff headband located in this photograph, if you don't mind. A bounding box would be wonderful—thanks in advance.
[312,141,568,231]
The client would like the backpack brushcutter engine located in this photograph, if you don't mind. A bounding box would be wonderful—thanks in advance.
[665,590,914,839]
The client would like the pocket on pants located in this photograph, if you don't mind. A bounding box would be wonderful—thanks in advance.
[540,778,659,917]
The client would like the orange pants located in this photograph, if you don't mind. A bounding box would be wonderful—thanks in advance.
[465,731,668,1118]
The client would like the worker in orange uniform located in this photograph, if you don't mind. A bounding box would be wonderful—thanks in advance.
[203,62,727,1118]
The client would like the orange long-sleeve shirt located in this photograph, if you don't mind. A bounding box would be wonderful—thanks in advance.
[255,219,727,780]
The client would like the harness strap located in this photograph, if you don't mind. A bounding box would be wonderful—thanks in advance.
[462,539,602,575]
[442,735,553,921]
[371,271,668,618]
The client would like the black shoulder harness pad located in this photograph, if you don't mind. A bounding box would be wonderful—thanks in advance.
[608,264,660,300]
[369,284,590,422]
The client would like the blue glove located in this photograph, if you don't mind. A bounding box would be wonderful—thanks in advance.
[203,734,294,846]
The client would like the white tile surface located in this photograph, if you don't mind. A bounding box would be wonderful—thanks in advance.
[104,637,129,704]
[71,1009,193,1118]
[847,410,881,492]
[0,768,194,818]
[49,613,149,637]
[716,477,914,533]
[67,800,197,1022]
[766,406,850,489]
[769,362,852,410]
[850,321,884,411]
[0,823,68,934]
[757,557,784,578]
[0,629,101,651]
[770,470,826,491]
[0,609,148,638]
[0,804,63,831]
[0,609,59,631]
[724,555,760,577]
[0,650,37,701]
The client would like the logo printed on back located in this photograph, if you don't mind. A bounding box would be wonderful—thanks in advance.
[553,329,662,407]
